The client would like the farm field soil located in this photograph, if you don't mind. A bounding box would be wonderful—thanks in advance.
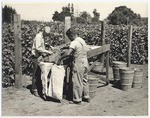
[2,64,148,116]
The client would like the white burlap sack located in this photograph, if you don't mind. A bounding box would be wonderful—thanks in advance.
[47,64,65,100]
[38,62,54,95]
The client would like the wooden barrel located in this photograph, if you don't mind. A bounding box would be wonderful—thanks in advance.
[113,61,127,68]
[88,75,99,99]
[119,67,134,91]
[112,66,120,80]
[112,61,127,80]
[89,90,97,98]
[92,62,103,73]
[133,68,143,89]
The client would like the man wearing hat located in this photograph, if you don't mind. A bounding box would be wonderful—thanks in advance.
[31,25,54,99]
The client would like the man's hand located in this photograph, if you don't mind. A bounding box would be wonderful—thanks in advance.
[50,46,59,53]
[50,46,54,50]
[61,46,69,50]
[49,51,54,55]
[38,55,43,62]
[42,50,53,57]
[42,52,48,57]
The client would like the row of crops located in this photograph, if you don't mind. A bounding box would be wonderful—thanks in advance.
[2,22,148,87]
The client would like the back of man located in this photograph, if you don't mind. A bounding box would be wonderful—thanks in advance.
[70,37,89,70]
[69,36,89,104]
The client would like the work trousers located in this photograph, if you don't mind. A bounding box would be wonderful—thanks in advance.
[32,58,39,92]
[72,61,89,102]
[38,62,54,95]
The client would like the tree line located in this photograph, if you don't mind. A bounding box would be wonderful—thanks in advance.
[2,4,147,26]
[2,5,16,24]
[52,3,100,24]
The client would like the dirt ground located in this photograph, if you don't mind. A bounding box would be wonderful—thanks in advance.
[2,64,148,116]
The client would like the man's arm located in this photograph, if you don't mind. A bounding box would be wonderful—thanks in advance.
[35,37,53,55]
[57,48,74,65]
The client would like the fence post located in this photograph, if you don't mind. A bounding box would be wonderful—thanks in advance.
[100,21,105,71]
[127,25,133,67]
[14,14,22,89]
[101,21,105,46]
[65,16,71,43]
[106,51,109,84]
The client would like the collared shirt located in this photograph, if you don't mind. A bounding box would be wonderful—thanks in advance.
[70,37,87,59]
[69,37,89,69]
[32,32,46,57]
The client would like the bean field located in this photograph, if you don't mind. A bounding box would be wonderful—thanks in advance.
[2,22,148,87]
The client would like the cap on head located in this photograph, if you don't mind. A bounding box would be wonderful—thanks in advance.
[66,28,77,36]
[44,26,51,34]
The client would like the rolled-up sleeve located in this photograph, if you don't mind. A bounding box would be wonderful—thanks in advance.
[69,41,77,50]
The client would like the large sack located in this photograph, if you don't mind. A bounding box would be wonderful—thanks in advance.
[38,62,54,95]
[47,64,65,100]
[48,49,61,63]
[41,48,61,63]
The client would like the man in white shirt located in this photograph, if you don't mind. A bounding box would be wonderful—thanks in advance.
[31,25,53,99]
[58,28,90,104]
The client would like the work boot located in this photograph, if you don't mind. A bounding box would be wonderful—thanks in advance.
[32,91,39,97]
[83,98,90,103]
[85,98,90,103]
[42,94,47,101]
[69,101,82,105]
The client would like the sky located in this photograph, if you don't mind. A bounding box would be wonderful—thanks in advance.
[2,0,148,22]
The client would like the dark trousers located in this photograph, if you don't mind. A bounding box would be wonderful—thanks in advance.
[32,58,42,96]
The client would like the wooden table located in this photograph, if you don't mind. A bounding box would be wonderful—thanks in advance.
[62,44,110,99]
[87,44,110,84]
[62,44,110,84]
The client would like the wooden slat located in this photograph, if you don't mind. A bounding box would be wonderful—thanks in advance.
[87,44,110,58]
[14,14,22,88]
[65,17,71,43]
[106,51,109,83]
[87,60,99,74]
[127,25,132,67]
[101,21,105,45]
[100,21,105,71]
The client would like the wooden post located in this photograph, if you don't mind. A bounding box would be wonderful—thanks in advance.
[106,51,109,84]
[14,14,22,88]
[100,21,105,71]
[10,13,13,25]
[127,25,133,67]
[65,16,71,43]
[101,21,105,46]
